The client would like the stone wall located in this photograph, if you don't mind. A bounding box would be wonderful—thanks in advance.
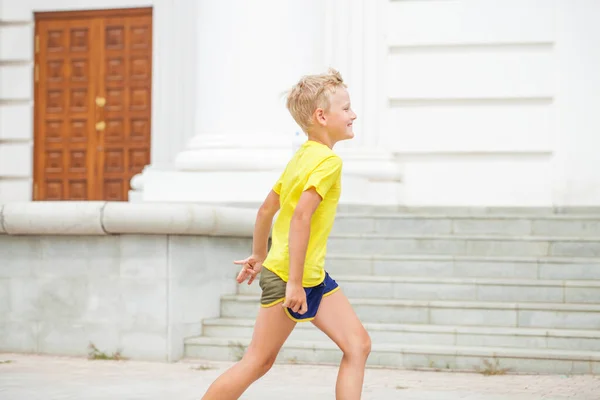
[0,202,255,361]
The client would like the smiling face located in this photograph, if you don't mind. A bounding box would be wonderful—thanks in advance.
[322,88,357,143]
[286,69,356,147]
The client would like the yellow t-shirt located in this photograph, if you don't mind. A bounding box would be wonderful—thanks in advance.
[262,140,342,287]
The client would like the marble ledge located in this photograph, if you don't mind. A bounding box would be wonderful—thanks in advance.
[0,202,255,237]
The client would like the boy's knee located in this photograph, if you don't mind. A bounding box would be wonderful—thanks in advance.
[345,332,371,360]
[262,354,278,373]
[360,333,372,357]
[245,353,277,377]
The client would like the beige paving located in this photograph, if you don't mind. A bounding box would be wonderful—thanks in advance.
[0,354,599,399]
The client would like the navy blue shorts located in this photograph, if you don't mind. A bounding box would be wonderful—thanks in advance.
[259,267,340,322]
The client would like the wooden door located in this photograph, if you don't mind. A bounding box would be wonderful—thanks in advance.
[33,8,152,201]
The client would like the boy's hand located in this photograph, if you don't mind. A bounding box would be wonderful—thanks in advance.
[234,256,263,285]
[283,283,308,314]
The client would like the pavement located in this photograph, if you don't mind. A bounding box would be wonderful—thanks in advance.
[1,354,599,400]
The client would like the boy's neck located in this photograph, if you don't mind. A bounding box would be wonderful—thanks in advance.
[306,132,334,149]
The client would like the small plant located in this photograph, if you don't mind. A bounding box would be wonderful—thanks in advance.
[229,341,247,361]
[477,356,510,376]
[191,364,216,371]
[0,360,13,364]
[87,342,127,361]
[396,385,408,390]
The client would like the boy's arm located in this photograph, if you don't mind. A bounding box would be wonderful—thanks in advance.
[235,189,280,285]
[286,188,322,312]
[252,189,280,260]
[285,155,341,313]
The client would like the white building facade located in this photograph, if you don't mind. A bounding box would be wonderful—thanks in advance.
[1,0,599,207]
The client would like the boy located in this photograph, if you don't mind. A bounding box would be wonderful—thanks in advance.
[202,69,371,400]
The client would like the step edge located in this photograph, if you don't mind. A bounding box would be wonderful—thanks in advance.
[326,253,600,264]
[184,338,600,360]
[335,214,600,221]
[320,275,600,287]
[222,295,600,311]
[329,233,600,242]
[201,319,600,338]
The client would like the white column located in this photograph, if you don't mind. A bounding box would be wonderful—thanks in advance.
[130,0,197,201]
[141,0,328,204]
[148,0,197,168]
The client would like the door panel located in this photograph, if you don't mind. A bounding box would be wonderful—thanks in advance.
[33,8,152,201]
[35,18,100,200]
[99,14,153,201]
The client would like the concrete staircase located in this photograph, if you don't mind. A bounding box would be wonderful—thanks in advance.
[184,210,600,374]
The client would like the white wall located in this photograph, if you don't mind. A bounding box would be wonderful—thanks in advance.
[376,0,558,206]
[375,0,600,207]
[552,0,600,206]
[0,18,34,201]
[0,201,255,360]
[0,233,248,361]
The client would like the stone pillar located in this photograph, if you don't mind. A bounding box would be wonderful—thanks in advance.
[129,0,198,201]
[139,0,325,204]
[150,0,198,168]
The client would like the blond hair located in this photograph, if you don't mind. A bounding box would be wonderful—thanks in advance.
[286,68,347,133]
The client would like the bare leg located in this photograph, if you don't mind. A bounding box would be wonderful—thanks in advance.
[312,290,371,400]
[202,305,296,400]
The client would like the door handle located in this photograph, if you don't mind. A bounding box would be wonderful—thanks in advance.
[95,121,106,131]
[95,96,106,107]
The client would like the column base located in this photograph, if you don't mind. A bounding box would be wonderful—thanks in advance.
[135,135,403,206]
[140,168,282,204]
[337,147,404,206]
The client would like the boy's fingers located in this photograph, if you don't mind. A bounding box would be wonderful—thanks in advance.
[291,301,301,313]
[299,301,308,315]
[236,273,245,283]
[282,297,308,314]
[236,268,250,283]
[249,269,259,281]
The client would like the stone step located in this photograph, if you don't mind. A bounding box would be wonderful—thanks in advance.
[202,318,600,352]
[184,336,600,375]
[335,205,600,216]
[220,295,600,330]
[323,254,600,280]
[327,234,600,257]
[237,275,600,304]
[332,214,600,237]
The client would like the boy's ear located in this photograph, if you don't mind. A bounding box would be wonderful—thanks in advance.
[314,108,326,126]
